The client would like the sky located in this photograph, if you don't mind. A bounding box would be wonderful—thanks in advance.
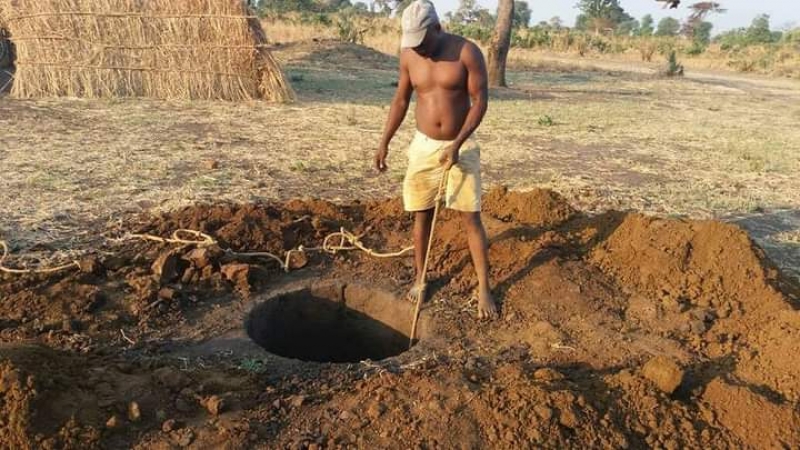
[431,0,799,33]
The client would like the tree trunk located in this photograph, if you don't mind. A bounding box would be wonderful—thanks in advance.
[487,0,514,87]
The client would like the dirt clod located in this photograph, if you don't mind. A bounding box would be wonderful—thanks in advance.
[290,395,307,408]
[79,257,103,275]
[162,419,178,432]
[184,247,214,269]
[158,287,177,301]
[151,250,186,284]
[128,401,142,422]
[642,356,685,394]
[105,415,120,429]
[203,395,225,416]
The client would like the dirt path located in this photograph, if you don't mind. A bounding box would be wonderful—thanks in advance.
[523,53,800,97]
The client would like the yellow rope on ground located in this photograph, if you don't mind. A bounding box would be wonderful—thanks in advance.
[127,229,217,247]
[0,240,81,274]
[0,226,414,276]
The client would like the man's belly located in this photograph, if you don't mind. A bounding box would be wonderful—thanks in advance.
[414,92,470,140]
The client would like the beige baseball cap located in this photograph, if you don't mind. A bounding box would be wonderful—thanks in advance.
[401,0,440,49]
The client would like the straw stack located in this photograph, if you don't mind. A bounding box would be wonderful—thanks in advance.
[0,0,294,101]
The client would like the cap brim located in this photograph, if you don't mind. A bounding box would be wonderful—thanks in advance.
[400,29,427,49]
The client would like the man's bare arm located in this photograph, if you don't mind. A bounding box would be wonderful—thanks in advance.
[375,52,414,172]
[453,42,489,147]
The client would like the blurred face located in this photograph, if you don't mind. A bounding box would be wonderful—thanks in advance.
[412,24,442,57]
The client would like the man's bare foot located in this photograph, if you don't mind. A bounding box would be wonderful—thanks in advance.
[476,288,498,320]
[407,283,427,305]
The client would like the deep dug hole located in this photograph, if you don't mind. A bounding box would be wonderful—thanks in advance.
[1,187,799,449]
[246,284,431,363]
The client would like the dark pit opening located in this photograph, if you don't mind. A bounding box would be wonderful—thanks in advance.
[245,284,429,363]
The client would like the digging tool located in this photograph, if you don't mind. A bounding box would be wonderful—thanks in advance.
[409,167,450,349]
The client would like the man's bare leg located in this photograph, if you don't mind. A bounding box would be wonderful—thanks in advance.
[461,211,498,319]
[409,209,435,302]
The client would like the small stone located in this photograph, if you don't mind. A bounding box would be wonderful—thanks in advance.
[152,250,185,284]
[288,251,309,270]
[203,160,220,170]
[339,410,352,420]
[181,267,196,284]
[128,401,141,422]
[162,419,178,432]
[105,415,120,429]
[185,248,213,269]
[220,263,250,282]
[290,395,306,408]
[204,395,225,416]
[79,257,102,275]
[642,356,685,394]
[173,428,194,447]
[158,287,177,301]
[272,399,281,409]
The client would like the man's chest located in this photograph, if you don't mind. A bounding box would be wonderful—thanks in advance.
[409,59,467,92]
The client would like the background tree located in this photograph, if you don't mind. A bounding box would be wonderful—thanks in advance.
[746,14,776,43]
[639,14,655,35]
[449,0,484,24]
[575,0,634,34]
[487,0,514,87]
[617,18,640,36]
[692,21,713,45]
[513,1,532,29]
[655,17,680,36]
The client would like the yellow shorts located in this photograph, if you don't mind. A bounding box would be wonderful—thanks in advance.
[403,131,482,212]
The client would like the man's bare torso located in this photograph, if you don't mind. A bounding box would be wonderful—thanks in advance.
[404,34,472,140]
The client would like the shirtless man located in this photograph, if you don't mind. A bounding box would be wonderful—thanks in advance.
[374,0,498,319]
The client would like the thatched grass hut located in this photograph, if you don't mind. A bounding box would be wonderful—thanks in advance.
[0,0,294,101]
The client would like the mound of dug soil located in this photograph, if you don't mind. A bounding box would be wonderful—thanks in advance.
[1,188,799,448]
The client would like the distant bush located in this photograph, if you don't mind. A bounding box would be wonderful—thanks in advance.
[261,10,800,79]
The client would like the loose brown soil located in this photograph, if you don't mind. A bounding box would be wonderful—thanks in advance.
[1,187,799,449]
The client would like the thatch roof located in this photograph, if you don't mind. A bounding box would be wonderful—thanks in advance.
[0,0,294,101]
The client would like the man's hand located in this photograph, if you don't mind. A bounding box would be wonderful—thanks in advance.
[374,145,389,172]
[439,143,461,170]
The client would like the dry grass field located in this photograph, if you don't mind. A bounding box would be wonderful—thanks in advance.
[2,38,798,279]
